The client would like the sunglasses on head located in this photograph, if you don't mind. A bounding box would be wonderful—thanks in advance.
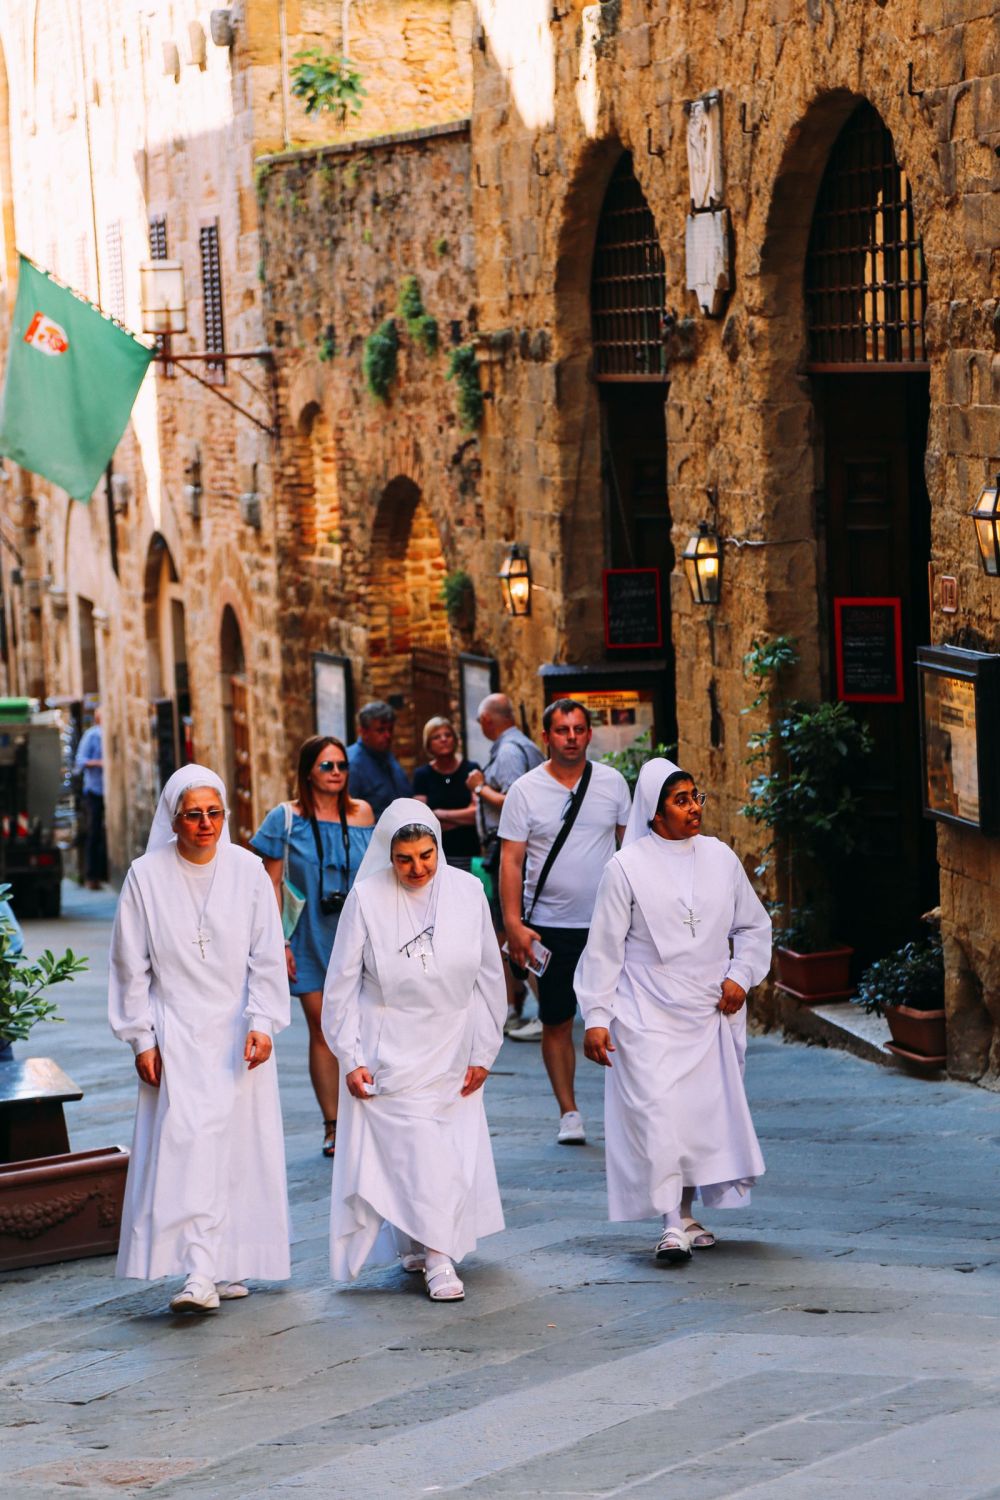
[317,759,349,773]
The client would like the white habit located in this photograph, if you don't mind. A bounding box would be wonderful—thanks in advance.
[322,799,507,1280]
[575,758,771,1222]
[109,765,291,1283]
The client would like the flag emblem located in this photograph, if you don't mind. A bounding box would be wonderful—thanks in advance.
[23,310,69,356]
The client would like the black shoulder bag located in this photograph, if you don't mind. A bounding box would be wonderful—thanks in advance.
[311,806,351,916]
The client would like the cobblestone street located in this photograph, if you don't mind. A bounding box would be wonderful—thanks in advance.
[2,884,1000,1499]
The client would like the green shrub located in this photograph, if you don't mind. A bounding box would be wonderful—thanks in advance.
[852,932,944,1017]
[362,319,399,401]
[0,887,88,1043]
[290,50,366,121]
[446,344,483,430]
[599,730,678,795]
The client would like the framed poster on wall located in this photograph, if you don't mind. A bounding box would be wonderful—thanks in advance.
[834,597,904,703]
[312,653,353,744]
[459,654,499,766]
[539,662,670,760]
[917,644,1000,833]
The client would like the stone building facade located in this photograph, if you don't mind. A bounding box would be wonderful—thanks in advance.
[260,1,1000,1084]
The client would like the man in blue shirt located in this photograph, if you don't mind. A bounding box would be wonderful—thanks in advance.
[346,701,410,819]
[74,706,108,888]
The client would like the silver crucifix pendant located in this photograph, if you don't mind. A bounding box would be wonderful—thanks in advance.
[193,930,210,959]
[683,907,700,939]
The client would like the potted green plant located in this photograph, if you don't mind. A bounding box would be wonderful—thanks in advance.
[741,637,873,1001]
[440,569,475,633]
[851,928,946,1064]
[0,888,87,1059]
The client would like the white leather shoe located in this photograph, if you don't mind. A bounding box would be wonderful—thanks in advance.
[557,1110,586,1145]
[215,1281,249,1299]
[170,1276,220,1312]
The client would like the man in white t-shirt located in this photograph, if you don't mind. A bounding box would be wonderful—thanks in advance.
[498,699,631,1145]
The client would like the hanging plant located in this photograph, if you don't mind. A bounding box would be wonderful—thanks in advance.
[440,569,475,630]
[397,276,439,355]
[362,319,399,401]
[446,344,483,431]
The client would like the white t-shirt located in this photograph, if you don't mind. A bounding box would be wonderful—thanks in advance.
[497,761,632,928]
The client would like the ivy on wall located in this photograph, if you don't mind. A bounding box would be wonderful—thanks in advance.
[446,345,483,430]
[362,319,399,400]
[397,275,439,355]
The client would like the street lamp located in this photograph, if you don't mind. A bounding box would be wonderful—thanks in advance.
[682,520,722,604]
[499,543,531,617]
[970,473,1000,577]
[139,261,187,335]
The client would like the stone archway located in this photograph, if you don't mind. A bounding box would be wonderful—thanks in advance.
[367,477,452,770]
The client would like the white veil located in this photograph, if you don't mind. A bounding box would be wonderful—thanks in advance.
[354,798,447,882]
[146,764,232,854]
[622,755,681,846]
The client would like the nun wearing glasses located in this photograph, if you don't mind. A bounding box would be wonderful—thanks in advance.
[576,759,771,1266]
[321,798,507,1301]
[109,765,291,1314]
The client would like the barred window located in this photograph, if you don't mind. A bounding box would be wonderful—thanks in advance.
[199,221,226,383]
[105,221,125,322]
[148,215,173,376]
[806,103,926,368]
[591,154,667,383]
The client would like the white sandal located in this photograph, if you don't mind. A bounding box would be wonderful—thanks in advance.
[681,1217,717,1248]
[423,1261,465,1301]
[400,1252,426,1274]
[655,1226,692,1264]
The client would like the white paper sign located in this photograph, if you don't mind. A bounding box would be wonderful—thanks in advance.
[686,94,724,209]
[685,209,731,317]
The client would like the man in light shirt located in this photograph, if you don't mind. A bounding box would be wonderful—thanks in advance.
[498,699,631,1145]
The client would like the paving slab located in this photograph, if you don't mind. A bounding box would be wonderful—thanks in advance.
[2,882,1000,1498]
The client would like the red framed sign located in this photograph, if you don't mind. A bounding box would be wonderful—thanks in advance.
[833,596,904,703]
[602,569,663,650]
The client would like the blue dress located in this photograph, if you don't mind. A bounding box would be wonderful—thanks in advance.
[251,807,374,995]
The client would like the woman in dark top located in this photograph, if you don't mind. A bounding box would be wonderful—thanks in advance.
[412,717,480,870]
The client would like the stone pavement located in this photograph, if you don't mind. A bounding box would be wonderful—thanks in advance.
[2,882,1000,1499]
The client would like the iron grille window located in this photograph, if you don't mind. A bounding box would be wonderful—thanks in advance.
[105,220,125,322]
[199,221,226,383]
[591,155,667,382]
[148,215,173,375]
[806,103,926,368]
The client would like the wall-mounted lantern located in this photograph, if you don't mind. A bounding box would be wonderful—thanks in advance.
[499,543,531,617]
[682,520,722,605]
[970,473,1000,577]
[139,261,187,335]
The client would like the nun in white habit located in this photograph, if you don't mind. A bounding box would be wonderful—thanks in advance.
[322,798,506,1301]
[576,758,771,1264]
[109,764,291,1312]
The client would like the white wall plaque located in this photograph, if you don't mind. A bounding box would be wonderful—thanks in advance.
[685,209,731,317]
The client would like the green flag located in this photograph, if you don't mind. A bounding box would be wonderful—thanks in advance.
[0,255,153,501]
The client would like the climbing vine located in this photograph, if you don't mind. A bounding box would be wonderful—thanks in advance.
[397,275,439,355]
[362,319,399,401]
[446,345,483,430]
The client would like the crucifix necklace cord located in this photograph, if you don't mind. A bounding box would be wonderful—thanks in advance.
[679,844,700,939]
[180,855,221,960]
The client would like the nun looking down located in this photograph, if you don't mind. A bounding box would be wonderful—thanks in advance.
[108,766,291,1314]
[321,799,508,1302]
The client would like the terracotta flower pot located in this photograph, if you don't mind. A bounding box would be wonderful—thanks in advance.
[774,944,853,1002]
[885,1003,946,1060]
[0,1145,129,1271]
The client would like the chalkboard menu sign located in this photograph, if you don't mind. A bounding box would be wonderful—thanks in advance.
[602,569,662,650]
[834,597,904,703]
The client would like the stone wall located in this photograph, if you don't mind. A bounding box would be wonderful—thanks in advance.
[469,1,1000,1078]
[259,122,497,771]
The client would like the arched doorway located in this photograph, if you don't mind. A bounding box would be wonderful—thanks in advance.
[589,153,677,750]
[367,477,452,769]
[220,605,253,847]
[805,101,937,959]
[143,534,191,792]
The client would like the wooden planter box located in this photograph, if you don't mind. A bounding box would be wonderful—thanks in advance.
[0,1145,129,1271]
[774,944,854,1004]
[884,1003,946,1067]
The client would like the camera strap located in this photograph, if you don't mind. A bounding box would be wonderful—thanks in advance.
[309,807,351,900]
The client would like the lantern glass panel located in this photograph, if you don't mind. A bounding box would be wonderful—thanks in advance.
[140,261,186,334]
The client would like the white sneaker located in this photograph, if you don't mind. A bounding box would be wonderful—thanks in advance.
[503,1006,524,1035]
[507,1016,544,1042]
[557,1110,586,1145]
[169,1276,220,1313]
[215,1281,249,1299]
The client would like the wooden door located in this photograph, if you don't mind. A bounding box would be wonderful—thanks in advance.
[820,372,937,960]
[409,648,452,770]
[231,676,254,848]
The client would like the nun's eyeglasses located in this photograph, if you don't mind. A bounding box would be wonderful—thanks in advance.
[178,808,225,824]
[667,791,707,809]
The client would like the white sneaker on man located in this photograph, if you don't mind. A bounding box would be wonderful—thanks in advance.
[557,1110,586,1145]
[507,1016,544,1042]
[169,1276,220,1313]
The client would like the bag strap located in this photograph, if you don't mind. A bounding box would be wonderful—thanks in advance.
[282,801,294,885]
[524,760,593,925]
[309,806,352,899]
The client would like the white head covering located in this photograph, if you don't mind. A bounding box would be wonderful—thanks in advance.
[354,797,447,883]
[146,764,232,854]
[622,755,681,846]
